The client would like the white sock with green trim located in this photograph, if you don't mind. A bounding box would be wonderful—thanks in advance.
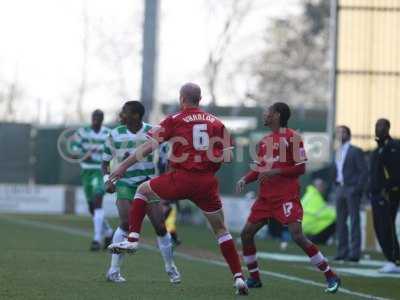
[157,233,175,271]
[93,208,104,242]
[110,227,127,272]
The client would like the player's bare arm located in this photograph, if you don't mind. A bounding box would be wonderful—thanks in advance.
[109,138,158,182]
[236,168,260,193]
[102,160,115,193]
[258,162,306,183]
[236,145,265,193]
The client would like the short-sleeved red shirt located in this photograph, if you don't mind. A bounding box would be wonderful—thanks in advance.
[245,128,307,201]
[147,107,231,173]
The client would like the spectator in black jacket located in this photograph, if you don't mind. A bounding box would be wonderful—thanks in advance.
[369,118,400,273]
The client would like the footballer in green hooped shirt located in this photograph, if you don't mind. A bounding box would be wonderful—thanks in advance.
[102,101,180,284]
[72,109,113,251]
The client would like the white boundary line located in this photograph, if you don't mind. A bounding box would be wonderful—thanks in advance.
[0,216,390,300]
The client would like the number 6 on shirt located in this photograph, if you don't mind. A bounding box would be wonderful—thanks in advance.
[193,124,209,150]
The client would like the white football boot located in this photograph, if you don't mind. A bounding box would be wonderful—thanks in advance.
[379,262,400,273]
[108,240,138,254]
[106,270,126,283]
[166,265,181,284]
[234,277,249,296]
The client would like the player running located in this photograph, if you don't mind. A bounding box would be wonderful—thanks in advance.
[72,109,113,251]
[102,101,180,284]
[236,102,341,293]
[108,83,249,296]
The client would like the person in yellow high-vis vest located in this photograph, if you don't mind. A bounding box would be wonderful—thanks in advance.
[302,179,336,245]
[163,202,181,246]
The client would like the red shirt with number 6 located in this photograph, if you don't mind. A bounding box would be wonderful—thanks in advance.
[147,107,231,173]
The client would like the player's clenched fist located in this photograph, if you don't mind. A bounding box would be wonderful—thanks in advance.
[236,178,246,193]
[103,175,116,193]
[109,165,126,183]
[105,181,116,193]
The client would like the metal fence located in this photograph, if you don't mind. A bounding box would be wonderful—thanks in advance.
[0,123,32,183]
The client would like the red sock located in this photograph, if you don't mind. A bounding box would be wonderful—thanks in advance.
[305,244,336,279]
[218,233,243,280]
[128,198,147,242]
[242,244,260,281]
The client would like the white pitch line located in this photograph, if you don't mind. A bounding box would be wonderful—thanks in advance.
[256,252,388,268]
[0,216,391,300]
[169,251,390,300]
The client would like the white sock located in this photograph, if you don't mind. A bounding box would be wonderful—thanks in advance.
[110,227,127,273]
[157,232,175,271]
[93,208,104,242]
[102,219,113,238]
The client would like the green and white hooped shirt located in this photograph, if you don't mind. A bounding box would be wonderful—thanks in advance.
[73,126,111,170]
[102,123,156,187]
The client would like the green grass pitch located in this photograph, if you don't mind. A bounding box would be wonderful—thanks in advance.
[0,214,397,300]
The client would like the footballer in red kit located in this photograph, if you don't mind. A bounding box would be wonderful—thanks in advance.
[244,127,306,225]
[237,102,341,294]
[108,83,248,296]
[145,107,229,213]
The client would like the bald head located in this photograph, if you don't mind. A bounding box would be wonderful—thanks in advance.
[180,82,202,106]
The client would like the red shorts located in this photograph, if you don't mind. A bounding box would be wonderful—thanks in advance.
[247,197,303,225]
[149,170,222,213]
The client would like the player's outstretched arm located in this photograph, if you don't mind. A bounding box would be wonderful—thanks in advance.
[279,163,306,177]
[244,169,259,184]
[109,139,158,182]
[258,163,306,183]
[240,140,267,185]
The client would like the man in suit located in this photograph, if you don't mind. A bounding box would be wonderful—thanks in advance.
[333,125,367,262]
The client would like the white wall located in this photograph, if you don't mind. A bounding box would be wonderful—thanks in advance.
[75,188,118,216]
[0,184,64,214]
